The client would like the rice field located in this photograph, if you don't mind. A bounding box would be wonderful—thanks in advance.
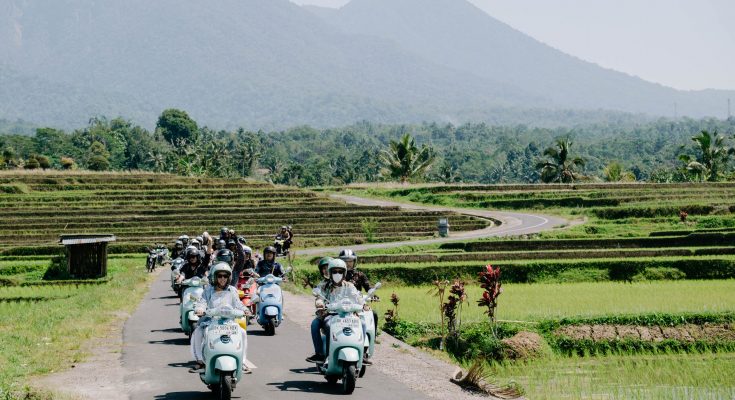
[372,280,735,324]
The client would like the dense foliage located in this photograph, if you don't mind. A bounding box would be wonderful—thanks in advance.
[1,110,734,185]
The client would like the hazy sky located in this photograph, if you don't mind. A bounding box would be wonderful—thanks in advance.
[291,0,735,91]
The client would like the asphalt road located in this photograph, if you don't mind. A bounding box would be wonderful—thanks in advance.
[122,273,427,399]
[122,195,570,399]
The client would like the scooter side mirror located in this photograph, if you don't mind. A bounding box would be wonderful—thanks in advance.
[285,267,293,274]
[251,295,260,303]
[373,282,382,290]
[312,288,321,297]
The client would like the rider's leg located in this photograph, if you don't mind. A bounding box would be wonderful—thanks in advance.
[189,325,205,371]
[310,317,324,356]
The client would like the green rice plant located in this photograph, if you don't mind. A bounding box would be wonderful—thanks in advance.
[485,351,735,399]
[371,280,735,324]
[360,217,378,243]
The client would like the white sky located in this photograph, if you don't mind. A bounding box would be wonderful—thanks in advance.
[291,0,735,91]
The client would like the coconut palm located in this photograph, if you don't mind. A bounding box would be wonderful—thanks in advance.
[536,137,585,183]
[380,133,436,183]
[603,161,636,182]
[679,130,733,182]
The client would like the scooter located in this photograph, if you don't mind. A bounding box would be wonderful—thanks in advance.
[180,277,205,339]
[251,267,291,335]
[146,249,157,273]
[358,282,381,378]
[198,305,246,400]
[236,271,258,322]
[311,290,372,395]
[274,236,289,256]
[170,258,184,293]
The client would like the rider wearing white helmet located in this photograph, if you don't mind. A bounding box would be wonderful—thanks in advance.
[190,262,249,373]
[305,259,364,363]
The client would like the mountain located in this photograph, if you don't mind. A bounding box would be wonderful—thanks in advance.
[0,0,545,129]
[0,0,730,130]
[321,0,733,118]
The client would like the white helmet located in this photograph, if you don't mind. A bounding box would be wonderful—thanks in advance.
[209,262,233,285]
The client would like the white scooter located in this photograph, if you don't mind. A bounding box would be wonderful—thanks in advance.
[180,276,205,339]
[251,267,291,335]
[198,305,246,400]
[170,257,184,293]
[358,282,381,378]
[312,286,379,395]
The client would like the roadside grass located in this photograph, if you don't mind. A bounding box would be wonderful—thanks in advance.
[0,256,153,396]
[483,351,735,400]
[372,280,735,324]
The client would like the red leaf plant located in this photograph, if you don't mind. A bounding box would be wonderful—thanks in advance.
[477,264,503,337]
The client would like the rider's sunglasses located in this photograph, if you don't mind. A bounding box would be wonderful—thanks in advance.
[216,274,229,279]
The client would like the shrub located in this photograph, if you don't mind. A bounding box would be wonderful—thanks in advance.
[42,256,70,280]
[360,217,378,243]
[632,267,686,281]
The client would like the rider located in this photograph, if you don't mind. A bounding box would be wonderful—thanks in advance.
[254,246,285,278]
[219,227,230,242]
[340,249,378,362]
[305,259,364,363]
[171,240,185,259]
[241,246,256,276]
[179,235,190,249]
[176,247,206,283]
[275,226,292,254]
[190,262,250,373]
[227,240,246,284]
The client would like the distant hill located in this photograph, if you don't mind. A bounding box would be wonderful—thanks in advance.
[322,0,733,118]
[0,0,730,130]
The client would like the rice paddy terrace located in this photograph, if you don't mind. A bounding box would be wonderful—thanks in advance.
[0,172,491,254]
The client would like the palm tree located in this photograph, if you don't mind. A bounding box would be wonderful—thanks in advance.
[380,133,436,183]
[603,161,636,182]
[678,130,733,182]
[536,137,585,183]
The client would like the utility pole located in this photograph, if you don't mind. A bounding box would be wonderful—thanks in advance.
[728,98,731,119]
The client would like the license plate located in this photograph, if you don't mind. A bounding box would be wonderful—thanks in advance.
[210,324,239,336]
[336,317,361,328]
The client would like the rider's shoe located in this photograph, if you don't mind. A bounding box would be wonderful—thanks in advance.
[362,357,373,366]
[188,361,205,373]
[305,353,326,363]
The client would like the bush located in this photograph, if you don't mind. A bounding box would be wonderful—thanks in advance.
[632,267,686,281]
[42,256,70,280]
[357,257,735,285]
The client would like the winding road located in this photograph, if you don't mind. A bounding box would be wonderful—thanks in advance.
[121,196,569,399]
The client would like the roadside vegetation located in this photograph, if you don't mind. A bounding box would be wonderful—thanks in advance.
[304,182,735,398]
[0,256,152,398]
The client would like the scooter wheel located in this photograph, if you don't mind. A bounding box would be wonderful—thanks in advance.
[342,364,357,394]
[216,374,233,400]
[359,364,367,378]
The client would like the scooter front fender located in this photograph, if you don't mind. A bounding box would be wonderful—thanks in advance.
[338,348,360,363]
[215,356,238,372]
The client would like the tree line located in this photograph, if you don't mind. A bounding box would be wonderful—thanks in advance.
[1,109,734,185]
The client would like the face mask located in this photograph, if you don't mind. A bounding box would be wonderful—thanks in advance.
[332,273,343,284]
